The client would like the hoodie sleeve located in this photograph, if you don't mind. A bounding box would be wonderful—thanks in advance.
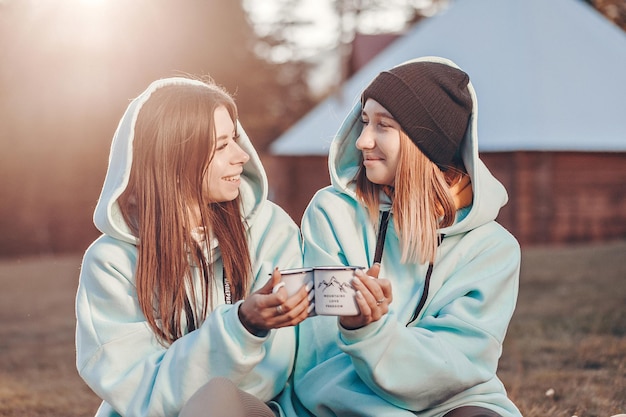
[298,189,521,413]
[338,224,520,410]
[247,201,304,289]
[76,203,302,417]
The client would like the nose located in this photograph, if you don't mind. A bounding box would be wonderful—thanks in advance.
[233,141,250,165]
[355,125,375,150]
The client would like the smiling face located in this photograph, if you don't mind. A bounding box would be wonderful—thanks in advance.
[356,98,402,186]
[204,105,250,202]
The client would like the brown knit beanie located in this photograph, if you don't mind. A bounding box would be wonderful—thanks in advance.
[362,61,472,167]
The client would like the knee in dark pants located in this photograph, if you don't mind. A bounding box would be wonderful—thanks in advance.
[442,405,502,417]
[180,377,244,417]
[180,377,276,417]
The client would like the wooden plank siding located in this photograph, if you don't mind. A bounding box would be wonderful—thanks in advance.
[264,152,626,246]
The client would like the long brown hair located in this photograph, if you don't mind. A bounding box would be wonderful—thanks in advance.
[118,81,251,346]
[356,130,466,264]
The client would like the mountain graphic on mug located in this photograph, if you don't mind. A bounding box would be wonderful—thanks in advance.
[317,276,354,293]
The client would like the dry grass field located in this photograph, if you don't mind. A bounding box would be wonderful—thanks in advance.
[0,240,625,417]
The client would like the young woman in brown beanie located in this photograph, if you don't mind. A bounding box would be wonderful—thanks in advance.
[278,56,522,417]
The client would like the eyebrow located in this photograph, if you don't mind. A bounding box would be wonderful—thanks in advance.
[216,131,235,141]
[362,110,396,120]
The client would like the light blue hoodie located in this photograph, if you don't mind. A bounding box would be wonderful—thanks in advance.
[75,78,303,417]
[282,57,522,417]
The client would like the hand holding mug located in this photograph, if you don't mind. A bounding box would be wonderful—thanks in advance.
[238,268,311,336]
[339,263,393,330]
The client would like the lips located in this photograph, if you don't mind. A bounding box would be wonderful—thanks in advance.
[363,152,383,161]
[222,174,241,182]
[363,153,384,167]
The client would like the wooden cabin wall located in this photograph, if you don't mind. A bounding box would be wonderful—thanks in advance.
[263,152,626,246]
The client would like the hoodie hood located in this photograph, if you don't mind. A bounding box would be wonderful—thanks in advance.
[93,77,268,244]
[328,56,508,236]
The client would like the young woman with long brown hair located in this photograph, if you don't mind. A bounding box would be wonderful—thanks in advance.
[76,77,309,417]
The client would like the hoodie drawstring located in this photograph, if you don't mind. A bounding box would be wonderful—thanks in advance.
[373,211,390,264]
[373,211,444,326]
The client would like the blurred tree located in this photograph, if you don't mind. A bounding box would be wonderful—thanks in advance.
[196,0,314,150]
[0,0,313,257]
[245,0,446,96]
[333,0,446,88]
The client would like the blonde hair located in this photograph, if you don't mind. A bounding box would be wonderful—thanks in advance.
[356,130,466,264]
[118,81,251,346]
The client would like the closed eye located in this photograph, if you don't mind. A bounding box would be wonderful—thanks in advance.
[360,117,393,129]
[215,131,241,151]
[215,140,228,151]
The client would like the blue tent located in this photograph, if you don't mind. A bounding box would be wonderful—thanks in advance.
[270,0,626,155]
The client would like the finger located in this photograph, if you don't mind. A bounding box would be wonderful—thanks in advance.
[355,283,388,322]
[273,311,309,328]
[272,293,311,327]
[281,284,310,313]
[276,282,308,308]
[272,282,286,294]
[271,267,282,286]
[338,291,372,330]
[366,263,380,279]
[256,270,278,296]
[275,303,286,316]
[354,290,372,315]
[268,268,287,301]
[253,287,287,314]
[351,275,379,312]
[304,280,315,299]
[354,269,384,304]
[378,278,393,302]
